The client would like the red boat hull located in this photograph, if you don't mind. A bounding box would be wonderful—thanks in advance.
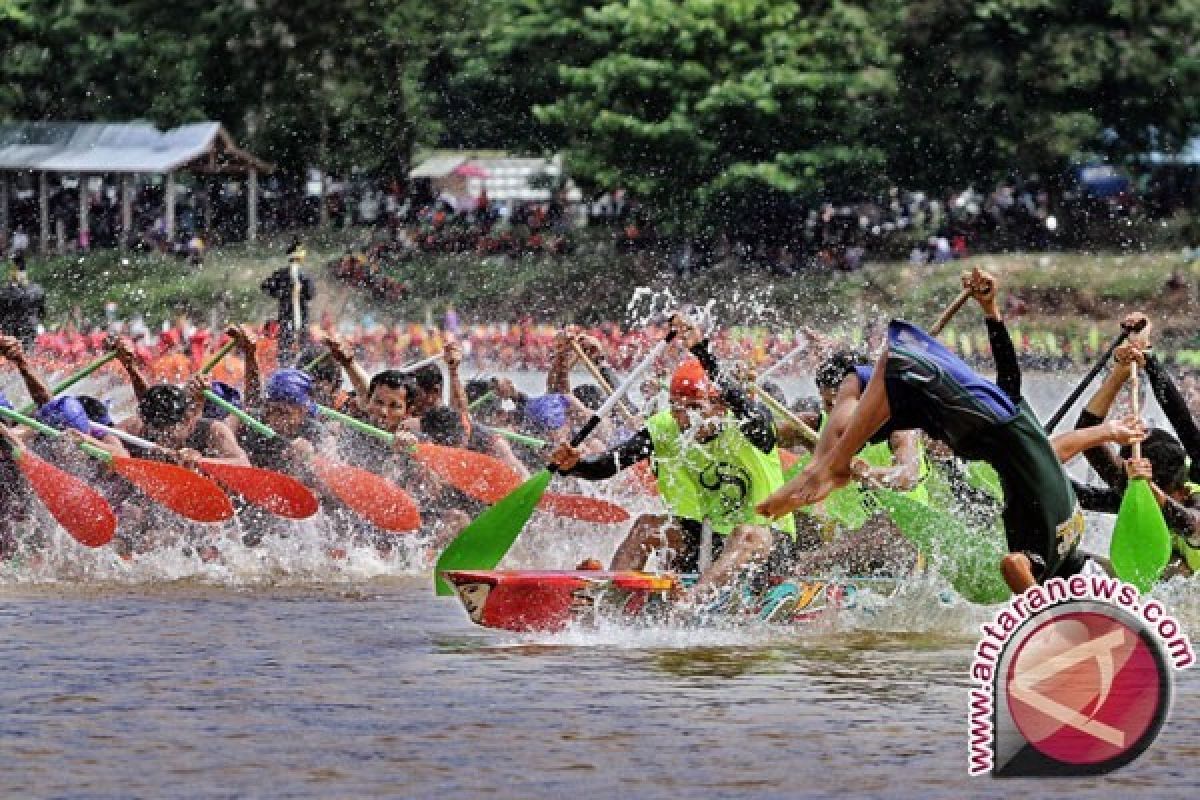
[442,570,678,632]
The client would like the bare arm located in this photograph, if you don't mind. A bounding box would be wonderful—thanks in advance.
[326,335,370,404]
[111,336,151,401]
[546,332,573,395]
[1054,417,1144,466]
[0,336,52,407]
[200,420,251,466]
[443,340,472,434]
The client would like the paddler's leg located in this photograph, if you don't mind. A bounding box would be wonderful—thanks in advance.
[1001,552,1039,594]
[688,523,774,602]
[609,514,685,571]
[758,349,892,517]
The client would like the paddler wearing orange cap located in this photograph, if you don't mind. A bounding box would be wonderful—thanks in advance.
[550,312,797,610]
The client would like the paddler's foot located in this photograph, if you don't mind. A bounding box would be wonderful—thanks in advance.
[756,461,852,518]
[576,558,604,571]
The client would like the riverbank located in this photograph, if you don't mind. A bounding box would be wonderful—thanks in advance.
[21,231,1200,350]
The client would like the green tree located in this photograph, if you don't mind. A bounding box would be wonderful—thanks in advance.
[884,0,1200,191]
[535,0,896,233]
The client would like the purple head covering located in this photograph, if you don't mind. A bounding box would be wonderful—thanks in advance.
[525,393,570,433]
[266,369,316,415]
[37,396,93,436]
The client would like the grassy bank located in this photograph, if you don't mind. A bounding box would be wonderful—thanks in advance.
[22,231,1200,349]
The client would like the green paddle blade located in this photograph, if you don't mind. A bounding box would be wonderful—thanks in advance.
[1110,478,1172,592]
[872,489,1011,604]
[434,469,553,596]
[965,461,1004,501]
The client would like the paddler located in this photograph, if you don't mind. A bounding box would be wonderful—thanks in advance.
[776,349,925,578]
[550,312,797,608]
[758,268,1089,594]
[261,241,315,360]
[1069,330,1200,577]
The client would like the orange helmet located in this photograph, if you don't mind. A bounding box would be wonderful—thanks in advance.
[669,359,718,401]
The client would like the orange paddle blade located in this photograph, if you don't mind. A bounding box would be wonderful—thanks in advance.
[110,457,235,522]
[537,492,630,524]
[413,443,523,503]
[311,456,421,532]
[198,461,319,520]
[16,451,117,547]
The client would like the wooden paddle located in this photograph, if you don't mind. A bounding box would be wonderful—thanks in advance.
[434,330,677,595]
[17,351,118,415]
[1044,316,1148,433]
[0,406,234,523]
[91,422,319,520]
[569,338,638,423]
[0,435,116,547]
[1110,362,1172,591]
[204,392,420,532]
[930,288,972,336]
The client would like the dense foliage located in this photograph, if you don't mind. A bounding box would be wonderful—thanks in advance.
[2,0,1198,228]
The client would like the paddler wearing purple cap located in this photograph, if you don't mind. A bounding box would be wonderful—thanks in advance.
[238,368,333,475]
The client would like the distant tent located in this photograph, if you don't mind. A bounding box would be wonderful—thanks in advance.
[0,121,272,251]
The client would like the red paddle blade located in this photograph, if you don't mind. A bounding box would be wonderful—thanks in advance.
[15,451,117,547]
[198,461,319,520]
[110,457,235,522]
[537,492,630,524]
[413,443,522,503]
[311,456,421,533]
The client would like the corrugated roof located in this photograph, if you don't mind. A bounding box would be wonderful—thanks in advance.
[0,121,271,173]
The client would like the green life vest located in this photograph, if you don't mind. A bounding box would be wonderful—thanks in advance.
[1173,481,1200,572]
[645,409,795,537]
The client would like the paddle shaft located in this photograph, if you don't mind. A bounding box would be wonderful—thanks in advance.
[754,387,819,447]
[0,405,111,461]
[317,403,394,443]
[469,390,495,411]
[756,338,807,383]
[90,422,164,454]
[569,339,637,423]
[17,351,117,415]
[930,288,972,336]
[200,338,238,375]
[1131,362,1142,460]
[483,425,547,449]
[205,390,276,437]
[563,331,676,455]
[1043,319,1147,433]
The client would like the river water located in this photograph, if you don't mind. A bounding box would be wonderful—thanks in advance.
[1,368,1197,798]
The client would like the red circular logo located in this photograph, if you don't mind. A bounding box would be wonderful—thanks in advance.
[1005,609,1168,768]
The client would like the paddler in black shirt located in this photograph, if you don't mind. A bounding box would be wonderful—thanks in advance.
[759,268,1097,594]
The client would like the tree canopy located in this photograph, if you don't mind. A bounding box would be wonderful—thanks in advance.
[2,0,1197,226]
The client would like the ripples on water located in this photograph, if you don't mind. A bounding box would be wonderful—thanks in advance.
[2,373,1198,797]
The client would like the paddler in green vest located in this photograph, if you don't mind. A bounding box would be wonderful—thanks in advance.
[550,313,796,607]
